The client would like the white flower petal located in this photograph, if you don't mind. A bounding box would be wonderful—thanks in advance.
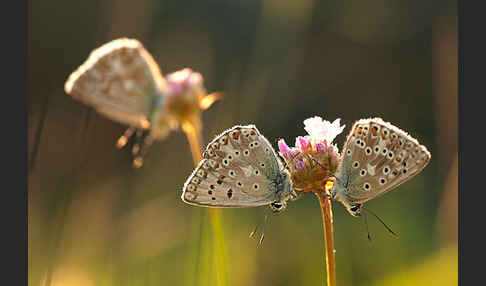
[303,116,345,144]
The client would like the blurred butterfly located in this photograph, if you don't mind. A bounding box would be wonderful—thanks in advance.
[181,125,298,213]
[329,118,431,218]
[64,38,175,167]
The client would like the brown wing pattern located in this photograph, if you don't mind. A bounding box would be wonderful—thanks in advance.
[338,118,431,204]
[182,125,282,207]
[64,38,166,128]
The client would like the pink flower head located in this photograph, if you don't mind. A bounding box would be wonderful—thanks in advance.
[278,139,292,160]
[279,116,345,193]
[166,68,203,96]
[278,139,300,160]
[295,160,305,170]
[303,116,345,147]
[315,142,327,152]
[296,136,312,152]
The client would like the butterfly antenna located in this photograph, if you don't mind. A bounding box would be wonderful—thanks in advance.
[280,151,301,172]
[310,158,341,184]
[258,212,269,245]
[249,222,260,239]
[250,209,270,246]
[363,212,372,242]
[249,208,269,240]
[362,207,399,239]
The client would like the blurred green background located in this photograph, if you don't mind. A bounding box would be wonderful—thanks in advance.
[28,0,458,285]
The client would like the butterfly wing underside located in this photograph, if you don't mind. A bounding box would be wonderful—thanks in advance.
[64,38,166,129]
[336,118,431,204]
[182,125,283,208]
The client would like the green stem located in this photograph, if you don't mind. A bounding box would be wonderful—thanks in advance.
[183,122,228,286]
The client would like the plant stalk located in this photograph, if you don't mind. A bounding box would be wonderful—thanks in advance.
[315,191,337,286]
[182,122,228,286]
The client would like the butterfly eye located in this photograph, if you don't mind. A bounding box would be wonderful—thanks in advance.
[387,151,394,159]
[381,147,388,155]
[243,149,250,156]
[254,169,260,176]
[346,149,352,156]
[234,150,240,156]
[365,147,372,155]
[379,178,387,185]
[360,169,367,176]
[237,181,243,187]
[260,163,266,168]
[353,161,360,168]
[271,202,283,210]
[253,183,260,190]
[374,146,380,154]
[228,170,236,177]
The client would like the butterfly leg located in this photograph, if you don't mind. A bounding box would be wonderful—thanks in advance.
[132,129,154,168]
[116,127,136,149]
[289,189,303,201]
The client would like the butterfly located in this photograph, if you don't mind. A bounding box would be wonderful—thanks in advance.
[64,38,175,167]
[181,125,298,212]
[329,118,431,217]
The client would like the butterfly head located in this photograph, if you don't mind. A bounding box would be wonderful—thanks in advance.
[269,171,294,213]
[329,176,362,217]
[345,203,362,217]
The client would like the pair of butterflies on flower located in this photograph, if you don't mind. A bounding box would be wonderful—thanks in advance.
[182,117,431,218]
[65,38,431,221]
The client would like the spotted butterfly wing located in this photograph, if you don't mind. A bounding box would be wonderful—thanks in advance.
[330,118,431,216]
[64,38,166,129]
[182,125,292,209]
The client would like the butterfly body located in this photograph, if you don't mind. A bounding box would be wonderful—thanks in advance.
[182,125,295,212]
[330,118,431,217]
